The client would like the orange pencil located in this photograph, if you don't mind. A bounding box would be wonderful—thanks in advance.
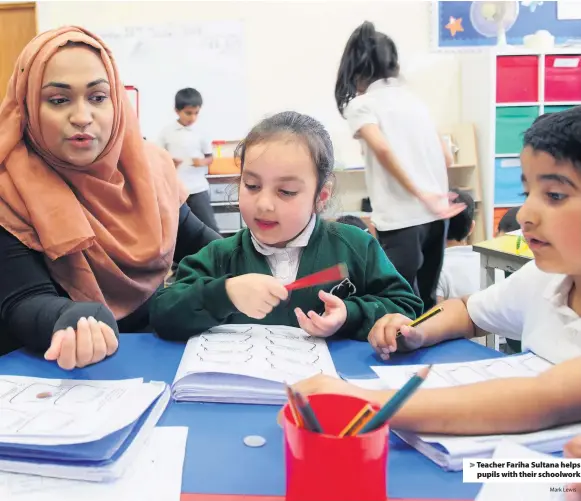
[338,403,375,438]
[285,384,304,427]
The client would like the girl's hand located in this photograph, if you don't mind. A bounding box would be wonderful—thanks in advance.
[418,191,466,219]
[295,291,346,338]
[225,274,288,319]
[44,317,118,370]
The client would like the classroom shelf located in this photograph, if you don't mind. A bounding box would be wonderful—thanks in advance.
[495,106,539,155]
[496,56,539,104]
[211,201,239,207]
[464,49,581,223]
[494,158,526,206]
[544,55,581,102]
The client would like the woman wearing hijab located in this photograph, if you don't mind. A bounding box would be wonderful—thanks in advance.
[0,27,220,369]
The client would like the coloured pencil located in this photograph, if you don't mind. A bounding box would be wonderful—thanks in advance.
[285,384,303,428]
[338,403,375,437]
[396,307,443,339]
[294,391,323,433]
[358,365,432,434]
[285,263,348,291]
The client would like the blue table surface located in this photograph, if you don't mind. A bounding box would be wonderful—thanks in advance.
[0,335,503,500]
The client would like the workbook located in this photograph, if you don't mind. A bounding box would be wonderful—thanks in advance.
[0,377,170,481]
[366,353,581,471]
[0,427,187,501]
[171,324,338,404]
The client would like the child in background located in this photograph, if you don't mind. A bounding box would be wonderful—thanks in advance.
[158,88,219,233]
[335,21,464,311]
[150,111,423,341]
[336,215,369,233]
[496,206,521,236]
[436,189,480,302]
[292,107,581,436]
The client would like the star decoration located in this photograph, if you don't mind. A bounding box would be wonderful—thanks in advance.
[445,16,464,37]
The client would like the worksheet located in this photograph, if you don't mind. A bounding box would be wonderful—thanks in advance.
[0,377,166,445]
[371,353,552,390]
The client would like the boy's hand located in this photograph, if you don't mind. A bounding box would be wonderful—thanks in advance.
[45,316,118,370]
[295,290,346,338]
[192,157,212,167]
[172,158,183,168]
[368,313,424,360]
[225,274,288,319]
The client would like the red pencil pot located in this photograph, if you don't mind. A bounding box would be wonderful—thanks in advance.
[283,393,388,501]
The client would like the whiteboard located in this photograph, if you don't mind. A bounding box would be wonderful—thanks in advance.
[94,21,248,142]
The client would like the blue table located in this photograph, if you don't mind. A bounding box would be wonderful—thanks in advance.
[0,335,501,500]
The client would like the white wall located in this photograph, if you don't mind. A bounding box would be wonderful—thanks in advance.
[37,0,461,172]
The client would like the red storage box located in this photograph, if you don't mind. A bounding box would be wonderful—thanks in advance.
[544,55,581,102]
[496,56,539,103]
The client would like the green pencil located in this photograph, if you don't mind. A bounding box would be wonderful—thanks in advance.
[358,365,432,434]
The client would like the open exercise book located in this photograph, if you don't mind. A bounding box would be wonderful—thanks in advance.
[352,353,581,471]
[0,376,170,482]
[172,324,338,404]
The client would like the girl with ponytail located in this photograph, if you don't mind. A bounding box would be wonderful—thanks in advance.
[335,21,462,310]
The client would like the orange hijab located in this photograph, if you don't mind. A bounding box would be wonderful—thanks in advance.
[0,26,186,320]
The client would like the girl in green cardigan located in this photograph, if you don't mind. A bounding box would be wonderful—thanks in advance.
[150,111,422,341]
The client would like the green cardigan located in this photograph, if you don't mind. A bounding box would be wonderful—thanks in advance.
[150,218,423,341]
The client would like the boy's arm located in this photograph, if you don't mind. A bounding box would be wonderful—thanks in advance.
[192,137,214,167]
[294,356,581,435]
[336,237,423,341]
[370,261,535,354]
[150,243,237,341]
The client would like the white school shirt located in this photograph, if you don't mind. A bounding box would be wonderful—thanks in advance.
[436,245,481,300]
[250,215,316,285]
[343,78,449,232]
[467,261,581,364]
[157,121,213,195]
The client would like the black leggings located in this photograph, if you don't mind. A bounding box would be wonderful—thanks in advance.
[186,191,219,233]
[376,219,448,311]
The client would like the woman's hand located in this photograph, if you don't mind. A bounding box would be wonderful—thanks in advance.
[44,316,118,370]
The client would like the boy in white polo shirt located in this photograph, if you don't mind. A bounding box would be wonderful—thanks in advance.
[158,88,219,233]
[335,21,463,310]
[291,107,581,436]
[436,189,481,302]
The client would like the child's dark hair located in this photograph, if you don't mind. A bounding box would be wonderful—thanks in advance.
[523,106,581,171]
[336,215,368,232]
[175,88,203,110]
[234,111,335,197]
[335,21,400,114]
[447,189,475,242]
[498,206,520,234]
